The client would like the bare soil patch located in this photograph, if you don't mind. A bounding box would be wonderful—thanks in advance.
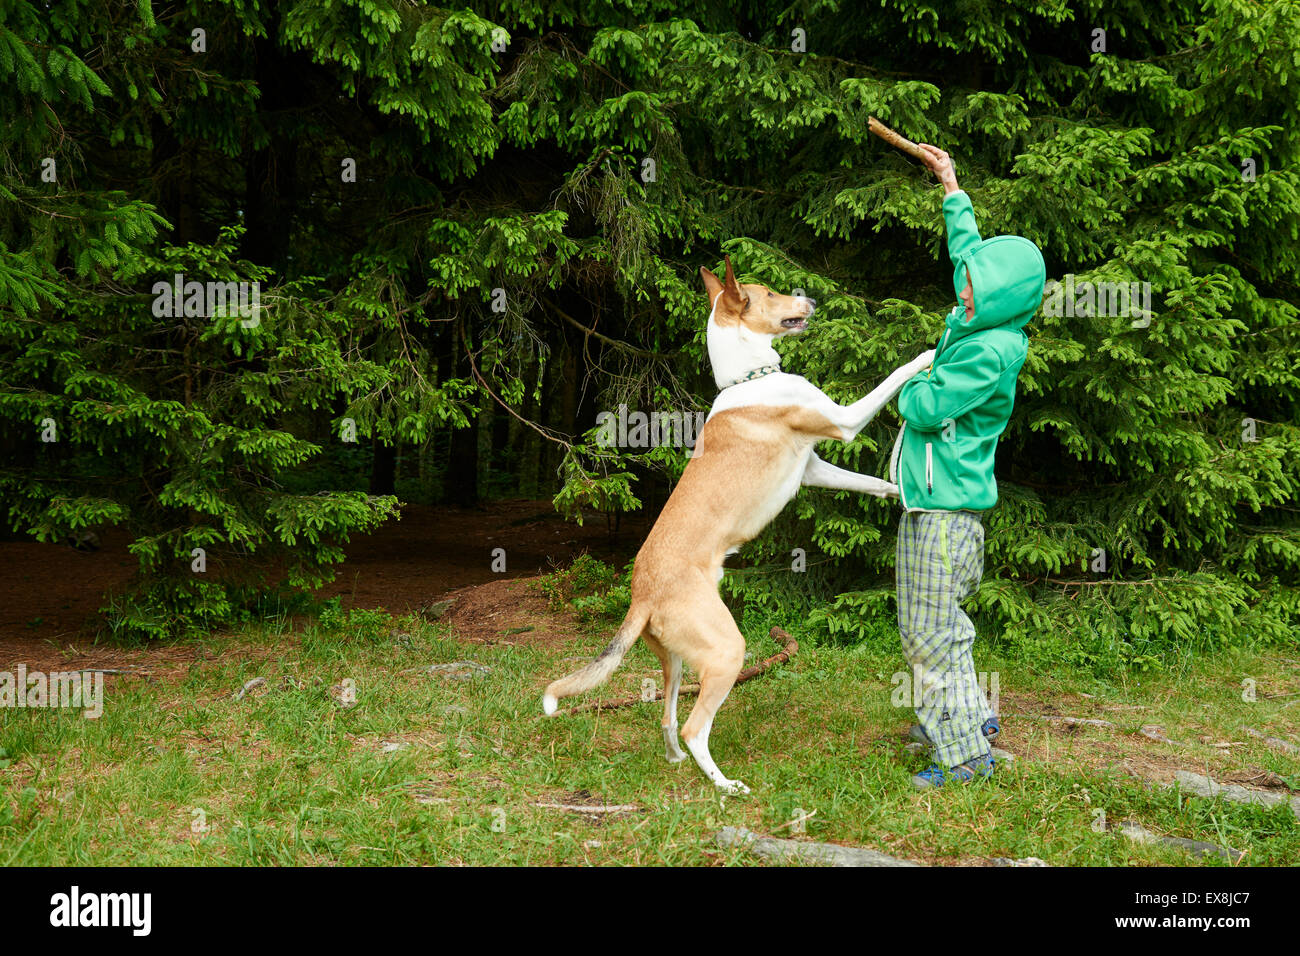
[0,499,641,673]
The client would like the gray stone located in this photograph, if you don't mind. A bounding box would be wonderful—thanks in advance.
[715,827,919,867]
[1115,819,1243,862]
[987,856,1050,867]
[233,677,266,701]
[426,660,491,679]
[1169,770,1300,819]
[420,599,456,620]
[1245,727,1300,755]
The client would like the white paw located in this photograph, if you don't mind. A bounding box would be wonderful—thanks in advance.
[717,778,750,795]
[542,694,558,716]
[874,482,900,499]
[666,750,688,764]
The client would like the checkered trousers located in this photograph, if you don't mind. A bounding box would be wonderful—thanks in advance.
[896,510,994,767]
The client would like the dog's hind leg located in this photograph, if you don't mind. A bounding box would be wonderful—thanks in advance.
[678,599,749,794]
[662,652,687,762]
[644,634,688,763]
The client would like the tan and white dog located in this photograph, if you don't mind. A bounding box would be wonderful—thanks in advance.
[542,256,935,793]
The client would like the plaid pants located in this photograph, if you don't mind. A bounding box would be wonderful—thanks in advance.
[896,510,993,767]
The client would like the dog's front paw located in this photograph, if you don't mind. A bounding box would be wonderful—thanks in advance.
[717,778,751,795]
[874,481,901,499]
[913,349,936,372]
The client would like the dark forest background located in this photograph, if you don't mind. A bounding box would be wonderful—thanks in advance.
[2,1,1297,667]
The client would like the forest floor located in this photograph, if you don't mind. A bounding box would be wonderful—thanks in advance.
[1,554,1297,865]
[0,498,646,670]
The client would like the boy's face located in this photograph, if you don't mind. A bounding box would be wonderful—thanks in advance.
[960,270,974,320]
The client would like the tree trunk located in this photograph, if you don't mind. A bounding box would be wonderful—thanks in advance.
[448,319,480,507]
[370,442,397,496]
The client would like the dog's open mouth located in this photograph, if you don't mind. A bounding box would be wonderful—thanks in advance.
[780,317,809,331]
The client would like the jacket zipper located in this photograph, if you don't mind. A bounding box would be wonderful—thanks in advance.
[889,422,910,510]
[935,328,950,363]
[925,442,933,493]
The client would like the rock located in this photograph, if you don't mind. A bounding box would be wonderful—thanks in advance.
[1114,819,1243,862]
[380,741,409,753]
[233,677,266,701]
[991,747,1016,763]
[442,705,469,716]
[1168,770,1300,819]
[987,856,1050,867]
[419,599,456,621]
[329,683,358,708]
[1245,727,1300,755]
[426,661,491,679]
[715,827,919,867]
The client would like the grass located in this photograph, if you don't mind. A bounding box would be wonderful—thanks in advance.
[1,598,1297,866]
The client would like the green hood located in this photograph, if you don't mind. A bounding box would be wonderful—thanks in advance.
[948,235,1046,340]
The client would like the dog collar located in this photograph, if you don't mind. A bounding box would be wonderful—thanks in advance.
[719,364,782,390]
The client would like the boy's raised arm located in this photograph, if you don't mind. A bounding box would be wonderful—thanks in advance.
[918,143,981,266]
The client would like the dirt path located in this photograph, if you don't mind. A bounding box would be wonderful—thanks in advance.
[0,499,643,672]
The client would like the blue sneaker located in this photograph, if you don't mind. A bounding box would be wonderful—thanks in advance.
[911,753,997,790]
[908,716,1000,746]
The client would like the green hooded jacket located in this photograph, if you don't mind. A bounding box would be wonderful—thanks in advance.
[888,191,1045,512]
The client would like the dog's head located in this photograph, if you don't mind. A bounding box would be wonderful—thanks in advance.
[700,256,815,336]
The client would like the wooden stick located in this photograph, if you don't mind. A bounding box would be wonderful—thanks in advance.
[555,627,798,716]
[533,802,641,814]
[1010,714,1116,729]
[868,116,930,163]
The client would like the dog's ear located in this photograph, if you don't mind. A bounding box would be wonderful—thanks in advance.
[721,255,749,311]
[700,264,723,302]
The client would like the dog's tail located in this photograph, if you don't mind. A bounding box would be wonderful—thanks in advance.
[542,606,649,716]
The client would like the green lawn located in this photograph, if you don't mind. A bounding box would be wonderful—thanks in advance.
[2,595,1297,866]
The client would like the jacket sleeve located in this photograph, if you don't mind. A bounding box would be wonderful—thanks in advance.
[943,190,982,267]
[897,339,1003,431]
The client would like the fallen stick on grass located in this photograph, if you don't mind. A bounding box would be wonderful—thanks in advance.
[1138,724,1184,745]
[770,808,818,833]
[1012,714,1116,729]
[554,627,798,717]
[533,802,641,814]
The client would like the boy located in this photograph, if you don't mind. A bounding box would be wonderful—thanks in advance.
[888,144,1046,788]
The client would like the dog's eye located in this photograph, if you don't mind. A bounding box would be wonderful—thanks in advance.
[767,292,773,297]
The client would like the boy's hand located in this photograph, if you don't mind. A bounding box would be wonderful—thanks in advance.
[917,144,960,195]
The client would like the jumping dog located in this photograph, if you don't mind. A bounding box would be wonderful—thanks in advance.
[543,256,935,793]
